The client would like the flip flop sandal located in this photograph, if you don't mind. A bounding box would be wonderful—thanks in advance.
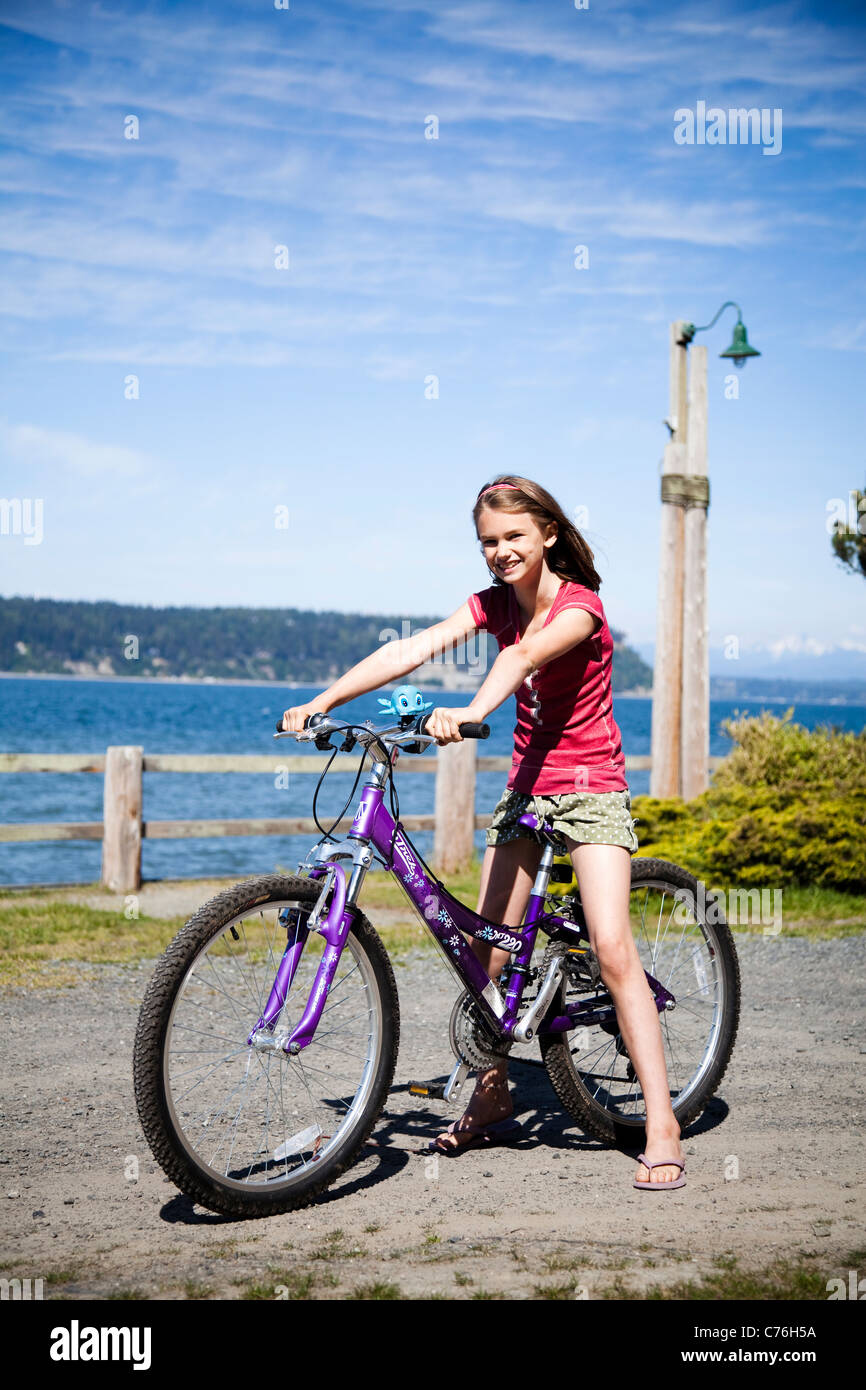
[633,1153,686,1190]
[427,1117,522,1157]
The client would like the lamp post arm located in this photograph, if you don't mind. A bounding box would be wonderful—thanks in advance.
[680,301,743,343]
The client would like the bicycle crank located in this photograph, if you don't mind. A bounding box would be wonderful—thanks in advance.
[408,1060,471,1106]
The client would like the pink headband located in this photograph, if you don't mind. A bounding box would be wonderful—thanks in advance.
[479,483,521,496]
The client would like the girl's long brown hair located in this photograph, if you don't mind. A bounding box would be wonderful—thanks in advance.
[472,474,602,592]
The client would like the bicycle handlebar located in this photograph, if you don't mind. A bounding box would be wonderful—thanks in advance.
[419,714,489,740]
[274,711,489,742]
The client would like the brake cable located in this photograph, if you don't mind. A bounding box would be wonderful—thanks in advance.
[310,724,374,842]
[306,715,441,878]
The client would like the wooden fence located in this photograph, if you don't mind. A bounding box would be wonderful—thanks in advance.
[0,745,726,891]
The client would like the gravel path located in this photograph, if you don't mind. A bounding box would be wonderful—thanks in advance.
[1,887,863,1301]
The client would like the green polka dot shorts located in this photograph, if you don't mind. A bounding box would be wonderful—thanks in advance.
[485,786,639,855]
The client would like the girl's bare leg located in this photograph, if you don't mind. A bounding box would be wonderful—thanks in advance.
[433,837,540,1153]
[567,840,683,1184]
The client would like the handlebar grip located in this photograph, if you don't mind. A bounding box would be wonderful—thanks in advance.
[275,712,327,734]
[417,712,489,739]
[458,722,490,739]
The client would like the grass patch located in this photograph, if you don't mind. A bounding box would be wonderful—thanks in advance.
[597,1274,633,1299]
[182,1281,213,1300]
[533,1280,578,1300]
[712,1253,739,1270]
[240,1282,281,1301]
[311,1229,366,1262]
[357,861,488,960]
[540,1249,590,1274]
[1,839,861,988]
[207,1241,240,1260]
[0,902,185,987]
[240,1269,317,1300]
[756,884,866,937]
[599,1249,865,1301]
[348,1281,402,1300]
[0,881,450,984]
[377,932,437,964]
[43,1267,81,1286]
[356,860,484,913]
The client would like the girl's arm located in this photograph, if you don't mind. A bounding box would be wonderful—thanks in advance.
[281,602,480,729]
[427,608,598,742]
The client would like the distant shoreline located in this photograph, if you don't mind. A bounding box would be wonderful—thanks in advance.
[2,671,866,707]
[0,670,502,694]
[0,670,312,690]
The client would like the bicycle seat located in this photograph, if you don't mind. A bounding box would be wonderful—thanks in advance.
[517,810,570,851]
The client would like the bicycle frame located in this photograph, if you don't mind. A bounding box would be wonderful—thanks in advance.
[249,746,674,1057]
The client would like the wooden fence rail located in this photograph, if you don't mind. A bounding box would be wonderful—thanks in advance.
[0,746,726,892]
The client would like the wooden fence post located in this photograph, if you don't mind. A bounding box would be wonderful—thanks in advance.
[433,739,477,875]
[101,746,143,892]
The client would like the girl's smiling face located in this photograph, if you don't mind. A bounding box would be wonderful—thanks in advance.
[476,506,556,582]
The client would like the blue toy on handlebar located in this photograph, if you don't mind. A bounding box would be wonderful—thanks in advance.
[377,684,433,719]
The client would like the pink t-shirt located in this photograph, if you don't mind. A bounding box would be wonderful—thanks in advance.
[468,579,628,795]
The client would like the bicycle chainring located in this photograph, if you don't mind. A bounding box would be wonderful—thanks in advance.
[449,991,511,1069]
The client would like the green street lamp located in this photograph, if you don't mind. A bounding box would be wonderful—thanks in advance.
[679,301,761,369]
[651,298,762,803]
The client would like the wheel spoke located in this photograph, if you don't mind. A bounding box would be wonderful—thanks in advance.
[148,891,388,1203]
[543,873,737,1133]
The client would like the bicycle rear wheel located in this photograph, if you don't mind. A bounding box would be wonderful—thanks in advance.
[540,857,740,1148]
[133,875,399,1217]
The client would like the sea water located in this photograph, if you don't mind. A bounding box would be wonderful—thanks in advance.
[0,677,863,886]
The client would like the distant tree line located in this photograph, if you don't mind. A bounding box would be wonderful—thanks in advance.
[0,596,654,691]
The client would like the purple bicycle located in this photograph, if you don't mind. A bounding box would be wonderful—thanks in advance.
[134,699,740,1217]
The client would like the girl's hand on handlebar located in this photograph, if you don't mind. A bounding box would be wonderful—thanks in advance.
[280,702,329,733]
[425,707,471,746]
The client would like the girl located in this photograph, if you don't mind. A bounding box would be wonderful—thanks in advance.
[282,474,685,1189]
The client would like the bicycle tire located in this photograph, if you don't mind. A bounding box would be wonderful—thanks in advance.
[539,857,740,1149]
[133,874,399,1217]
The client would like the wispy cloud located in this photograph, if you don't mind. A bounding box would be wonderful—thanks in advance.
[0,0,864,643]
[0,420,155,478]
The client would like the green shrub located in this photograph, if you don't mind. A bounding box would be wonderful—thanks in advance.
[632,709,866,892]
[708,707,866,802]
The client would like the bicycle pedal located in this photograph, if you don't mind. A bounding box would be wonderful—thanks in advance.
[563,945,600,987]
[408,1081,447,1100]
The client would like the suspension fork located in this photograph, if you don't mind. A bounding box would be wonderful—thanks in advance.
[248,864,353,1052]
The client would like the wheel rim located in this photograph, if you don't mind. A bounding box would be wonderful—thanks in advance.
[559,878,728,1126]
[162,900,382,1192]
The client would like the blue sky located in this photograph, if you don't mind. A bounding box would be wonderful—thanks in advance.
[1,0,865,678]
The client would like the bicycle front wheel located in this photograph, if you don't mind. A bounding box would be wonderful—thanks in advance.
[540,857,740,1148]
[133,875,399,1217]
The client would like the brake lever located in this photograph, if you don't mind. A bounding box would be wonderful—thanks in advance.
[397,730,437,755]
